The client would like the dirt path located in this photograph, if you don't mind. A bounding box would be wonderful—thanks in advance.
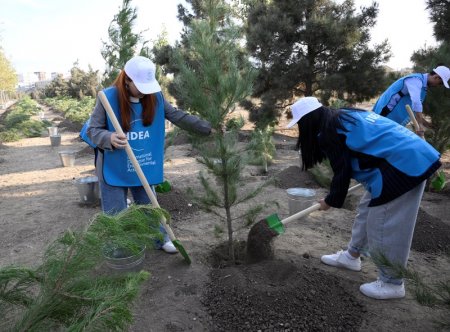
[1,113,450,331]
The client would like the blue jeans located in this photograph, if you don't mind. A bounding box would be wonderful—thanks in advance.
[98,180,170,248]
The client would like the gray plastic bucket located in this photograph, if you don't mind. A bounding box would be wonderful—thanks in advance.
[103,244,146,271]
[286,188,316,216]
[50,135,61,147]
[74,176,100,204]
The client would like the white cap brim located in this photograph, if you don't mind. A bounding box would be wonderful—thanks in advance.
[286,118,300,128]
[134,81,162,94]
[285,96,322,128]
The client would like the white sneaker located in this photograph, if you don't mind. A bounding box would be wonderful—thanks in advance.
[161,241,178,254]
[360,279,405,299]
[321,250,361,271]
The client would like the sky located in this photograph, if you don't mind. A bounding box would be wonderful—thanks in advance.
[0,0,437,77]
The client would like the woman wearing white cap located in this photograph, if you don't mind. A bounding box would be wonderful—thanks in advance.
[372,65,450,137]
[286,96,441,299]
[87,56,213,253]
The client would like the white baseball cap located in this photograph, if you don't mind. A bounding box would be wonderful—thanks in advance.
[286,97,323,128]
[124,56,162,94]
[433,65,450,88]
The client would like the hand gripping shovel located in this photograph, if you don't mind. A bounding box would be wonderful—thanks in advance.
[98,91,191,264]
[247,184,362,262]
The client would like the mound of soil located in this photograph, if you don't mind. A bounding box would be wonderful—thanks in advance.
[275,166,319,189]
[58,118,83,132]
[156,187,199,220]
[412,208,450,254]
[203,259,365,331]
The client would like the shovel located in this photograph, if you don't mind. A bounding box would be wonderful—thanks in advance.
[247,184,362,262]
[98,91,191,264]
[405,104,420,133]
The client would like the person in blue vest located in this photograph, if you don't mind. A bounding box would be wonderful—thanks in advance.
[87,56,213,254]
[372,65,450,137]
[286,96,441,300]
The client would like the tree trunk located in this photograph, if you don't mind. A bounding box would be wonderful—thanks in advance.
[222,160,235,263]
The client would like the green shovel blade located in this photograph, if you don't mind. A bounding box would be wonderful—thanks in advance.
[266,213,285,235]
[431,171,446,191]
[155,180,171,193]
[172,239,191,264]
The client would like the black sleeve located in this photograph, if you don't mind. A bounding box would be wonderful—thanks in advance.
[321,139,352,208]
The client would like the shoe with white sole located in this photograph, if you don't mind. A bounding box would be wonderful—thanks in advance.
[321,250,361,271]
[360,279,405,299]
[161,241,178,254]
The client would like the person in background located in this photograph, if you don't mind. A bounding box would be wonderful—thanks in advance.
[372,65,450,137]
[286,96,441,300]
[87,56,213,253]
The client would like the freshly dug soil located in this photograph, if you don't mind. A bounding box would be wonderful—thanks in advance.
[156,186,199,221]
[203,259,365,332]
[412,208,450,254]
[275,166,319,189]
[246,219,277,262]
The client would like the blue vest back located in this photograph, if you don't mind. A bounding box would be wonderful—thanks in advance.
[338,110,439,198]
[372,74,427,125]
[102,87,165,186]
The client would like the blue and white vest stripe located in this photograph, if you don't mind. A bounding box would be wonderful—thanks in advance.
[372,74,427,126]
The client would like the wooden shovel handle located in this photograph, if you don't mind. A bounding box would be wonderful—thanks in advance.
[281,183,362,226]
[98,91,176,241]
[406,104,421,132]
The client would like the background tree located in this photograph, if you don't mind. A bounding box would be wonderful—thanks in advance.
[243,0,391,128]
[43,74,69,98]
[0,47,18,106]
[148,28,175,104]
[67,62,100,99]
[410,0,450,154]
[427,0,450,43]
[43,62,100,100]
[101,0,149,87]
[153,0,250,110]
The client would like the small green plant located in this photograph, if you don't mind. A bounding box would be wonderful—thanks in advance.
[225,117,245,131]
[0,96,50,142]
[0,205,166,331]
[372,252,450,329]
[0,129,21,142]
[42,96,94,126]
[214,225,224,238]
[308,159,333,188]
[246,126,276,173]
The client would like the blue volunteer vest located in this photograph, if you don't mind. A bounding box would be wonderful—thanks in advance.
[372,74,427,125]
[102,87,165,187]
[79,117,96,148]
[338,110,440,198]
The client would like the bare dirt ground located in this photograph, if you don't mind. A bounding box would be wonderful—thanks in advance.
[1,105,450,331]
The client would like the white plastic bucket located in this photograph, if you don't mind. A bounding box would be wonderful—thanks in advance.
[48,126,59,136]
[58,150,76,167]
[286,188,316,216]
